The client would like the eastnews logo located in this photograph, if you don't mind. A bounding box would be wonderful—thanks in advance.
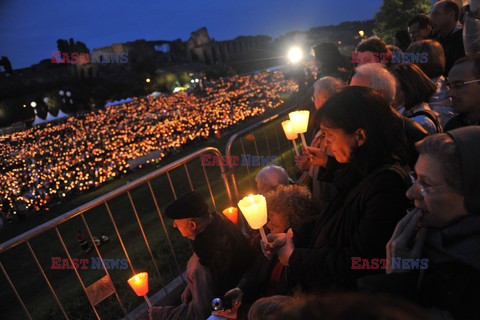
[51,257,128,269]
[201,154,279,167]
[351,51,428,64]
[351,257,429,270]
[51,51,128,64]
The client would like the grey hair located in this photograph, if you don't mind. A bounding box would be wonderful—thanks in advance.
[255,165,290,193]
[314,76,345,96]
[354,63,397,105]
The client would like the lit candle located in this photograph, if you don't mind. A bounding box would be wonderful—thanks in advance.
[238,194,268,243]
[128,272,152,309]
[281,120,298,140]
[281,120,300,156]
[222,207,239,224]
[289,110,310,153]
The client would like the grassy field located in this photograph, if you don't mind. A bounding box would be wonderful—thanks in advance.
[0,94,303,320]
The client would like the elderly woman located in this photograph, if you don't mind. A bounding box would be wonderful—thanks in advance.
[360,126,480,320]
[264,86,411,292]
[212,184,314,319]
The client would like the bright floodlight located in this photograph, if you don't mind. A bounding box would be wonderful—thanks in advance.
[66,91,71,97]
[146,78,151,83]
[288,47,303,64]
[359,30,365,37]
[59,90,64,96]
[30,101,37,108]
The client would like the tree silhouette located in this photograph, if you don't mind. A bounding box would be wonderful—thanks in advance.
[56,38,90,55]
[374,0,430,43]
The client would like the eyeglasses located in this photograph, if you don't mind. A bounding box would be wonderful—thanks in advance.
[408,171,449,197]
[448,79,480,89]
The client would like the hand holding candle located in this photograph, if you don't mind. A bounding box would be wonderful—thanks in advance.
[281,120,299,156]
[237,194,269,243]
[128,272,152,309]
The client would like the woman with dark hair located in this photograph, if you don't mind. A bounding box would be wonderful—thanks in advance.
[264,86,410,292]
[390,63,441,133]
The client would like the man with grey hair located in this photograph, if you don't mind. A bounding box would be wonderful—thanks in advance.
[255,165,291,195]
[312,76,345,110]
[349,63,428,168]
[350,63,397,105]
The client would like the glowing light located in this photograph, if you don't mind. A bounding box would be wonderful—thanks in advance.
[288,47,303,64]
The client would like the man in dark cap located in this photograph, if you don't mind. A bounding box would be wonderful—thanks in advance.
[359,127,480,319]
[150,191,254,320]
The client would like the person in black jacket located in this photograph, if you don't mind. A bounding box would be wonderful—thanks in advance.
[359,127,480,319]
[263,87,411,292]
[149,191,254,320]
[431,0,465,75]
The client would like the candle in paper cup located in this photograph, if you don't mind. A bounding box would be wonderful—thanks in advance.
[128,272,149,296]
[237,194,267,229]
[281,120,298,140]
[289,110,310,133]
[222,207,238,224]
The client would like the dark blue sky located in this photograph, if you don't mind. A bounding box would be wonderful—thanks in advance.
[0,0,383,69]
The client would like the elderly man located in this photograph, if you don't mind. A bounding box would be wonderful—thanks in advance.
[431,0,465,75]
[296,77,345,204]
[444,54,480,131]
[150,191,254,320]
[360,127,480,319]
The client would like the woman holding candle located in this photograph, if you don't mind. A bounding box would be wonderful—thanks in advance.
[264,86,411,292]
[212,184,315,319]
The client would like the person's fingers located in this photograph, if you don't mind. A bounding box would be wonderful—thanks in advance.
[395,210,422,245]
[389,209,419,243]
[411,228,427,257]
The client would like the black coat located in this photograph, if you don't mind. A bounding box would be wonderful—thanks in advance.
[193,212,255,297]
[286,163,410,291]
[359,262,480,320]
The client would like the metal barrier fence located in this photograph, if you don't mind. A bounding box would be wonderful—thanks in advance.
[225,105,302,201]
[0,147,232,320]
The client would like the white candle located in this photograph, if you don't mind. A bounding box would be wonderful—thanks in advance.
[288,110,310,134]
[281,120,298,140]
[238,194,269,243]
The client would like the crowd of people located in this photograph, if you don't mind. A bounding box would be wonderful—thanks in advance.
[148,1,480,319]
[0,70,297,223]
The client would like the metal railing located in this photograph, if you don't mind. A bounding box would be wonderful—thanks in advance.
[0,147,232,320]
[225,105,300,201]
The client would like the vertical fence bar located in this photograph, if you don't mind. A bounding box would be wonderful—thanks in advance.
[80,215,129,318]
[56,227,101,320]
[202,165,217,211]
[0,261,33,320]
[273,123,286,168]
[183,164,194,191]
[126,191,169,298]
[252,133,260,157]
[147,181,185,282]
[263,127,272,157]
[26,241,69,319]
[104,202,136,275]
[240,138,254,190]
[166,172,177,200]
